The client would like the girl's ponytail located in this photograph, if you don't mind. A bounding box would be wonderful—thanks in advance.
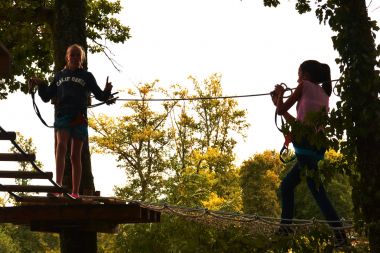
[320,63,332,97]
[299,60,332,97]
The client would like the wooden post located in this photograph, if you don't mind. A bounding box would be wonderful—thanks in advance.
[0,42,11,78]
[60,229,97,253]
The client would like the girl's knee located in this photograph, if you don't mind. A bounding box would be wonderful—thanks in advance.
[70,152,81,162]
[56,141,68,153]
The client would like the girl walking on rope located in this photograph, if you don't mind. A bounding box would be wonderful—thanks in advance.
[29,44,113,199]
[271,60,347,246]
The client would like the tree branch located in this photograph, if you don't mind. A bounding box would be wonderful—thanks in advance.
[89,38,122,72]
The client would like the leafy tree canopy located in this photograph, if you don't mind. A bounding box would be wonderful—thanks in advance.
[0,0,130,97]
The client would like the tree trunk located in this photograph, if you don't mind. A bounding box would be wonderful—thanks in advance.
[52,0,97,251]
[340,1,380,252]
[53,0,87,71]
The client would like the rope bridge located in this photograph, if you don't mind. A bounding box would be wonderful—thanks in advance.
[136,201,355,239]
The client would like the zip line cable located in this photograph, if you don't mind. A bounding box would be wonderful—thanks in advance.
[96,79,340,103]
[116,91,278,102]
[30,79,340,128]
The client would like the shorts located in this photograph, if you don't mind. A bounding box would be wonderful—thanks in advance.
[54,112,88,141]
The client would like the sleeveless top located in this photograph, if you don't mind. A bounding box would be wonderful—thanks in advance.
[294,80,329,159]
[296,80,329,123]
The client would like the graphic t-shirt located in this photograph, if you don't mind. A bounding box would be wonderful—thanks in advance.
[38,68,111,115]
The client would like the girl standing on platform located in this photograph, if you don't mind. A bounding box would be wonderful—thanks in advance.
[29,44,113,198]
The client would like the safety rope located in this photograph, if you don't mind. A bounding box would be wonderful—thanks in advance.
[31,90,54,128]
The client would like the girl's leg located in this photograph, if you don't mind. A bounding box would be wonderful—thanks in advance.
[306,177,347,243]
[306,178,341,226]
[280,162,301,224]
[302,155,341,227]
[55,130,70,186]
[304,156,347,244]
[70,137,83,195]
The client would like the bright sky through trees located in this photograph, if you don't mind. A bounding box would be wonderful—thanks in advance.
[0,0,378,196]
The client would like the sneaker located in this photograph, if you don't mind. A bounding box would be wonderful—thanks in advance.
[69,193,80,199]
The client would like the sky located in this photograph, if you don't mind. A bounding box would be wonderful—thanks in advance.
[0,0,378,197]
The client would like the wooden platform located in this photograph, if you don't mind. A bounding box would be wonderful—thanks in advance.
[0,200,160,233]
[0,127,161,234]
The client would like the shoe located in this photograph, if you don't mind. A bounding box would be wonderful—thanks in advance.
[47,192,62,198]
[69,193,80,199]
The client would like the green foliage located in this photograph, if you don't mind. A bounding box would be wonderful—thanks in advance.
[0,227,20,253]
[0,224,59,253]
[90,81,172,201]
[263,0,280,7]
[86,0,130,52]
[0,1,53,94]
[315,3,380,250]
[166,74,248,212]
[240,149,353,221]
[240,150,285,217]
[314,0,380,160]
[90,74,248,211]
[0,0,130,98]
[295,0,311,14]
[99,215,273,253]
[92,75,252,251]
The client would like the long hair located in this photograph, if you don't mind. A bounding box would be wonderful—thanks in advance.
[65,44,86,69]
[300,60,332,97]
[319,63,332,97]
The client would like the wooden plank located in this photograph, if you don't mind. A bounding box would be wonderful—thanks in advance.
[17,195,124,205]
[30,221,119,233]
[0,185,67,193]
[0,203,161,225]
[0,132,16,141]
[17,196,80,204]
[18,196,100,206]
[79,195,126,204]
[0,171,53,179]
[0,153,36,162]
